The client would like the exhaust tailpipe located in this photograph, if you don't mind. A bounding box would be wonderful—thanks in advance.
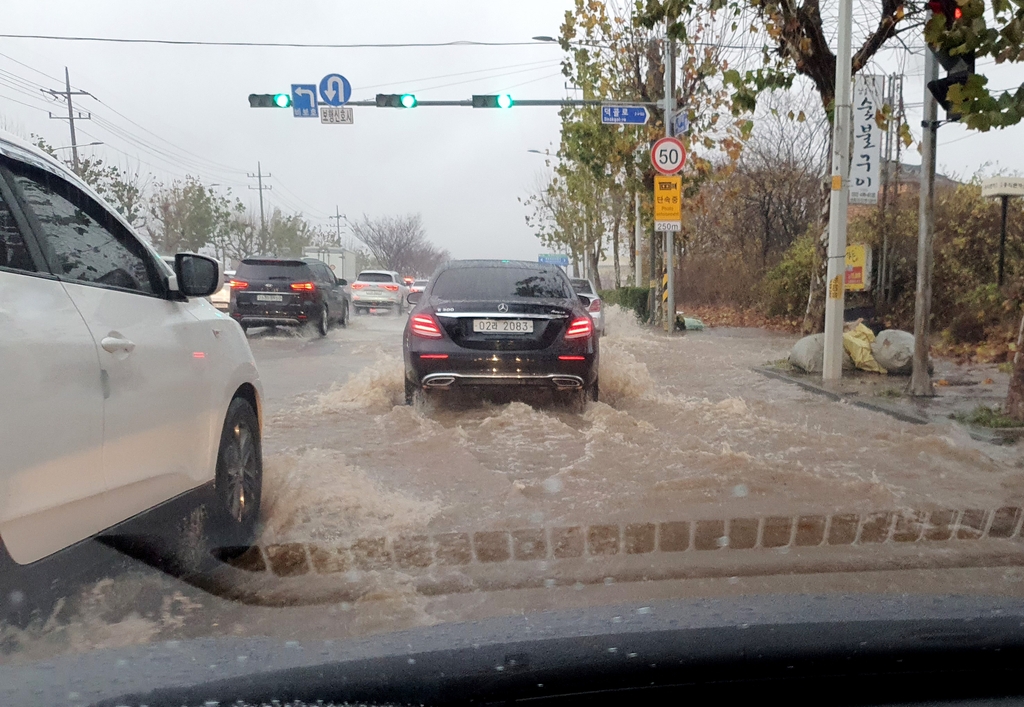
[423,376,456,389]
[552,376,583,389]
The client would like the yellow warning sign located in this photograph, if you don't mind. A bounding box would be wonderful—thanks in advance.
[832,175,842,191]
[654,176,682,222]
[828,275,844,299]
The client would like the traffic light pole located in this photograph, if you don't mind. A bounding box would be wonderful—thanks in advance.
[910,50,940,397]
[346,98,662,108]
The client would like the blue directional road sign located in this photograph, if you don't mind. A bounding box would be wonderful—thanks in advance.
[319,73,352,106]
[601,106,648,125]
[539,253,570,267]
[291,84,318,117]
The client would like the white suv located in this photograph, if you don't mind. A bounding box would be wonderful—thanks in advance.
[0,134,264,568]
[351,269,407,315]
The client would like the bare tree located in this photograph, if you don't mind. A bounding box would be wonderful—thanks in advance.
[350,214,449,276]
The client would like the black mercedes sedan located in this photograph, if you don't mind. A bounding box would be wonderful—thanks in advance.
[403,260,599,408]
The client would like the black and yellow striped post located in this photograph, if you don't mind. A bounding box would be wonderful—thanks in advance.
[661,272,669,331]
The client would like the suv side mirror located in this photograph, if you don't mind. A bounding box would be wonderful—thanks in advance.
[407,291,423,305]
[175,253,221,297]
[337,278,348,287]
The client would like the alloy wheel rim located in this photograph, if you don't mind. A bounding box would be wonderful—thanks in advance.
[225,423,257,523]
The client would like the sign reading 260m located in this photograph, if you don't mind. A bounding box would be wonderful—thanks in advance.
[651,136,686,175]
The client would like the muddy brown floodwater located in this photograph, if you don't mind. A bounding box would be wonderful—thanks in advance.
[7,307,1024,664]
[261,307,1022,548]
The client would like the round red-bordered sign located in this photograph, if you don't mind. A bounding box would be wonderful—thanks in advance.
[651,136,686,175]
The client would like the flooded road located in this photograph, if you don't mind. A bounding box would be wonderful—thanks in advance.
[6,308,1024,664]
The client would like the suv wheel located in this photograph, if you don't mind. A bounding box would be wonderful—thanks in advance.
[339,302,349,328]
[316,304,329,336]
[208,398,262,559]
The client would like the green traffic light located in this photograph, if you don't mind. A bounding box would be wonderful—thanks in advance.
[400,93,417,108]
[497,93,513,109]
[273,93,291,108]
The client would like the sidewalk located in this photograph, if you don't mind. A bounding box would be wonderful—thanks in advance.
[755,357,1021,443]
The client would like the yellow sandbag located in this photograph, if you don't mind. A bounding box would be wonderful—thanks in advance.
[843,322,887,374]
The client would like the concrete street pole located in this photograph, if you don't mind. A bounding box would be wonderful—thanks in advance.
[822,0,854,380]
[664,30,676,332]
[634,192,642,287]
[910,50,940,397]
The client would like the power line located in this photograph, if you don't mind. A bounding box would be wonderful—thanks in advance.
[0,34,547,49]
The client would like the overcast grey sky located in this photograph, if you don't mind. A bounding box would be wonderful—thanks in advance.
[1,1,1021,261]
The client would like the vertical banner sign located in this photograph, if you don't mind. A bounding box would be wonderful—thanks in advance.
[653,175,682,231]
[850,74,883,205]
[844,244,872,291]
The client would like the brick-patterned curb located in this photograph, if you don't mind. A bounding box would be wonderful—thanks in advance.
[209,507,1024,590]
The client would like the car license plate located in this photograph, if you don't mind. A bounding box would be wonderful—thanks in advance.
[256,294,283,302]
[473,319,533,334]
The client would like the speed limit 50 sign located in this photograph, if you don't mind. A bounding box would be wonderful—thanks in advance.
[651,136,686,175]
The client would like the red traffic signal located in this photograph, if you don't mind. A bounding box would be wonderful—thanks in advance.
[927,0,963,27]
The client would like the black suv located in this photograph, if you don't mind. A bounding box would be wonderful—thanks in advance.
[229,257,350,335]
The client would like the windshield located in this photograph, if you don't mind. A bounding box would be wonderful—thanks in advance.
[357,272,395,283]
[4,1,1024,703]
[236,260,310,280]
[431,265,571,299]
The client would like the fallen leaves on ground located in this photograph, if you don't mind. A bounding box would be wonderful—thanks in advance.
[678,304,802,333]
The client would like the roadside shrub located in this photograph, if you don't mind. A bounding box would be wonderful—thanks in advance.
[599,286,650,323]
[759,233,815,317]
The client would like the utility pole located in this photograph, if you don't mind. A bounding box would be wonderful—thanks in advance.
[44,67,91,175]
[663,29,676,332]
[998,195,1009,286]
[247,162,272,243]
[910,50,940,397]
[634,192,642,287]
[329,205,345,246]
[821,0,853,381]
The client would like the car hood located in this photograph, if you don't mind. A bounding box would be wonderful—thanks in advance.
[7,594,1024,706]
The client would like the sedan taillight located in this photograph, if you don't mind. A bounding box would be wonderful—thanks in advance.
[411,313,443,339]
[290,281,316,291]
[588,297,602,313]
[565,316,593,340]
[228,279,248,289]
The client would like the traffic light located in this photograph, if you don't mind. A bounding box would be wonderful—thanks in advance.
[249,93,292,108]
[377,93,418,108]
[926,0,974,121]
[472,94,514,109]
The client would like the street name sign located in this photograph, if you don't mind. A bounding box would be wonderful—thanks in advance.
[651,136,686,175]
[291,84,318,117]
[320,106,354,124]
[539,253,570,267]
[319,73,352,106]
[601,106,649,125]
[982,177,1024,198]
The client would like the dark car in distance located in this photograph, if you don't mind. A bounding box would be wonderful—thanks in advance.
[403,260,598,408]
[229,256,350,335]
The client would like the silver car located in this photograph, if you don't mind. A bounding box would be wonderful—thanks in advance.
[570,277,604,336]
[351,269,407,315]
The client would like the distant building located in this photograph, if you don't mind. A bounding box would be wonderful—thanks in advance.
[848,161,960,220]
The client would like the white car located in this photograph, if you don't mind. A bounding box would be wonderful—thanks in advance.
[570,277,605,336]
[350,269,408,315]
[0,133,264,567]
[209,268,234,312]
